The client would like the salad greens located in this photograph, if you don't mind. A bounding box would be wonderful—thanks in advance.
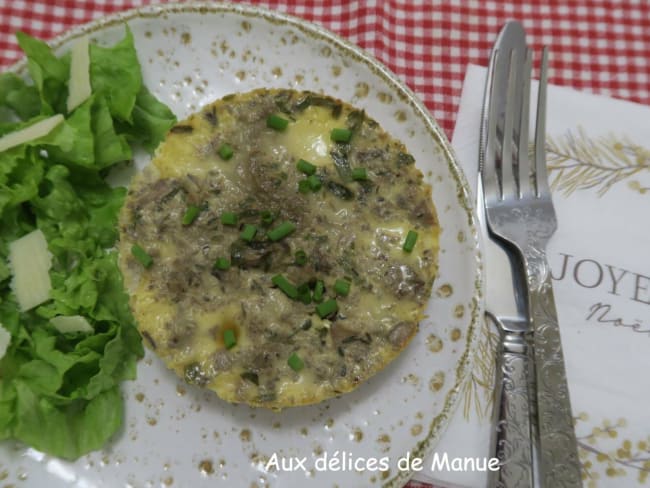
[0,27,176,459]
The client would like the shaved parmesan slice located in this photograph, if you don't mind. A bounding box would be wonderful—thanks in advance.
[0,324,10,360]
[50,315,94,334]
[67,36,91,112]
[8,229,53,311]
[0,114,64,153]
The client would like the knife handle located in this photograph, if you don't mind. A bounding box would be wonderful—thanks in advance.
[490,329,533,488]
[530,272,583,487]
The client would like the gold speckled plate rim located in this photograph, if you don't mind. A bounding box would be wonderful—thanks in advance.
[8,3,485,487]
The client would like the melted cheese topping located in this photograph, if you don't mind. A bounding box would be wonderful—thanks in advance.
[280,105,339,166]
[118,89,439,409]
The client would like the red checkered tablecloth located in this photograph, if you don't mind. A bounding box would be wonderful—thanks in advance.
[2,2,649,487]
[2,0,649,141]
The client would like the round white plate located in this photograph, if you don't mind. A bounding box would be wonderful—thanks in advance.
[0,3,483,487]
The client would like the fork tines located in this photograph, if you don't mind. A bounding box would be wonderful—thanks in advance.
[483,45,549,203]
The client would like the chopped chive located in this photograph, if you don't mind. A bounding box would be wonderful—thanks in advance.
[351,167,368,181]
[294,249,307,266]
[221,211,238,226]
[260,210,275,225]
[214,257,230,270]
[334,279,351,296]
[297,283,312,305]
[266,114,289,131]
[306,174,322,191]
[217,142,234,160]
[240,224,257,242]
[296,159,317,175]
[313,280,324,302]
[182,205,200,225]
[272,274,298,299]
[315,298,338,319]
[298,179,311,194]
[223,329,237,349]
[403,230,419,253]
[131,244,153,268]
[287,352,304,372]
[330,127,352,143]
[267,221,296,241]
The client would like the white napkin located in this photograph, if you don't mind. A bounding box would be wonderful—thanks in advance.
[412,63,650,488]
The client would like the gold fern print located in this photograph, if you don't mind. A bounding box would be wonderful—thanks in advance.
[546,128,650,196]
[461,316,498,420]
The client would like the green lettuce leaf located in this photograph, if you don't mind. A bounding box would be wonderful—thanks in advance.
[30,164,125,258]
[0,154,143,458]
[0,72,41,120]
[42,96,132,169]
[41,99,95,166]
[0,146,44,214]
[15,31,69,115]
[6,29,173,163]
[0,270,142,460]
[12,381,123,460]
[89,26,142,122]
[126,85,177,152]
[91,96,132,167]
[0,381,17,439]
[0,26,171,461]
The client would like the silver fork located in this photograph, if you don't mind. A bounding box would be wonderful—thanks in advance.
[481,21,535,488]
[481,21,582,488]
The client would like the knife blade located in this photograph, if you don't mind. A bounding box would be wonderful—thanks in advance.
[477,184,524,321]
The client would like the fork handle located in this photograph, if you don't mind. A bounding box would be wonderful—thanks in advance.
[530,272,583,487]
[490,330,533,488]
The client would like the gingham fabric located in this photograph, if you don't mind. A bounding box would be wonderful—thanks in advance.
[2,0,649,140]
[1,2,649,487]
